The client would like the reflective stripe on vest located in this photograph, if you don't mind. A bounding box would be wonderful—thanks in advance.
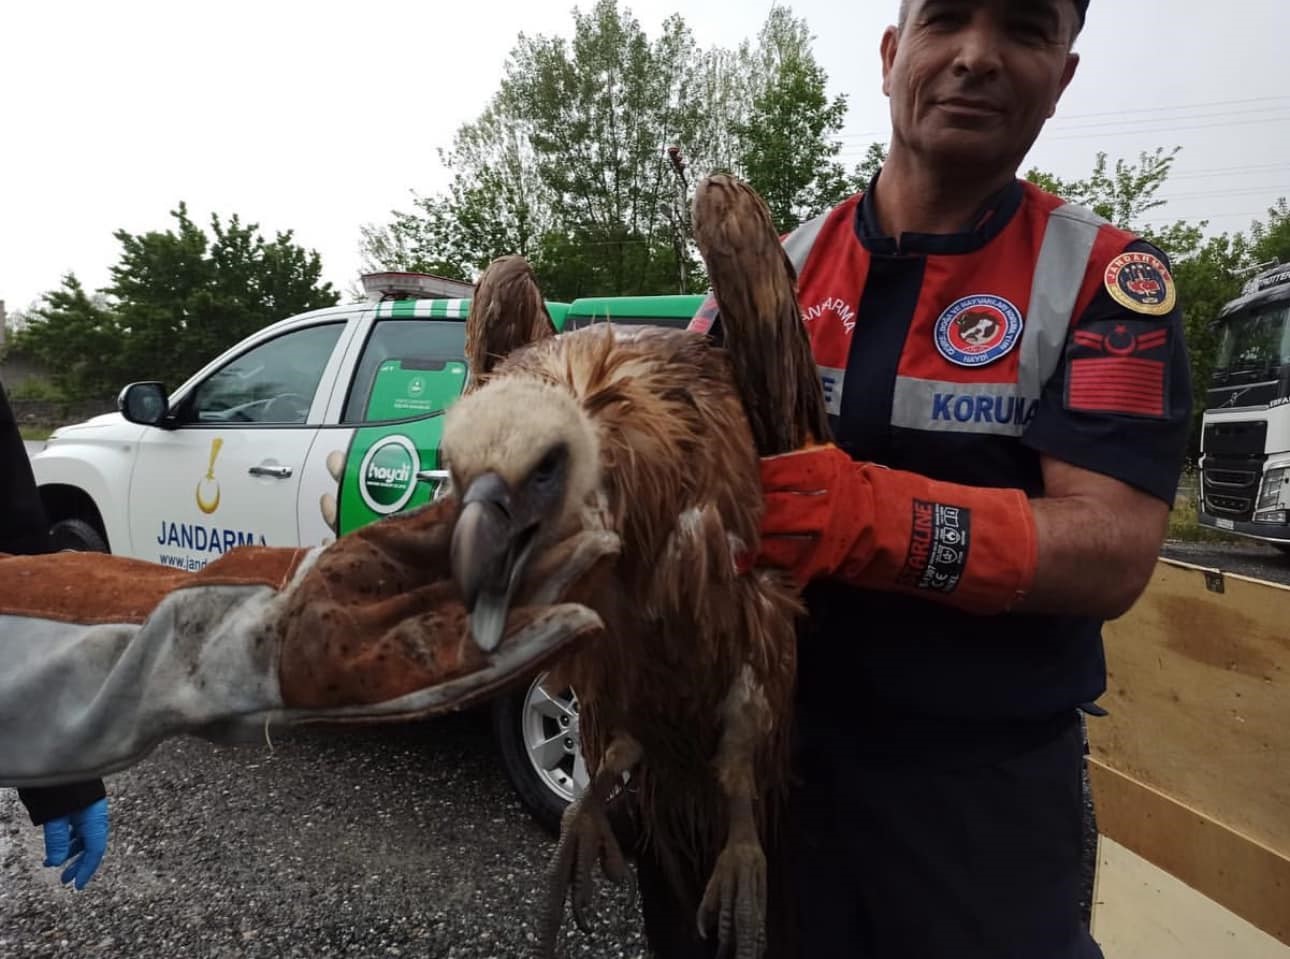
[784,210,831,274]
[785,199,1108,436]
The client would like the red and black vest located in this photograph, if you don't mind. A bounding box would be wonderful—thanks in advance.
[690,180,1153,730]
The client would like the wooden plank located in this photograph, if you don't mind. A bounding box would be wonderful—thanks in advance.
[1090,557,1290,858]
[1089,759,1290,945]
[1092,835,1290,959]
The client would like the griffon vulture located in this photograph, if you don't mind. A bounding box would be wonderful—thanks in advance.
[445,175,831,959]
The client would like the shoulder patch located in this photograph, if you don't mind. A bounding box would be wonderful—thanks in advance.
[1103,250,1176,316]
[1065,318,1172,419]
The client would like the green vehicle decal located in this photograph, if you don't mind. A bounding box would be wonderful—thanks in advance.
[335,357,468,536]
[330,293,700,537]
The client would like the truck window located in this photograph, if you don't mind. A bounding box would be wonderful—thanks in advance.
[342,319,468,424]
[1214,303,1290,374]
[185,322,345,425]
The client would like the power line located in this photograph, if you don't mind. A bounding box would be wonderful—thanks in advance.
[1043,115,1290,141]
[1048,95,1290,123]
[830,100,1290,143]
[830,114,1290,154]
[1165,163,1290,181]
[1156,185,1290,202]
[1039,107,1290,135]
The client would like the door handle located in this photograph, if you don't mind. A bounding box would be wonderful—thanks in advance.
[249,464,293,479]
[416,469,452,500]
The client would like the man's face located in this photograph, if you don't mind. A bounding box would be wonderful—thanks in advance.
[882,0,1080,173]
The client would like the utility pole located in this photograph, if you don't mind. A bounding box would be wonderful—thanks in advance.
[666,145,691,293]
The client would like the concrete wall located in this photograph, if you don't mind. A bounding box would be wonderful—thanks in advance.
[0,353,54,391]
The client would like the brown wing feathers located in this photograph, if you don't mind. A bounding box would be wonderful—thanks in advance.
[464,254,557,388]
[691,175,834,454]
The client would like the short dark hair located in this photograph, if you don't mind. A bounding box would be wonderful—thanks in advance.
[897,1,1085,43]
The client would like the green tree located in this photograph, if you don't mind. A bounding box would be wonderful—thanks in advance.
[733,7,860,232]
[12,203,338,399]
[506,1,708,296]
[357,1,881,296]
[1248,197,1290,266]
[9,275,124,400]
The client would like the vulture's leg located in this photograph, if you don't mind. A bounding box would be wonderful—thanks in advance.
[698,665,771,959]
[538,731,642,957]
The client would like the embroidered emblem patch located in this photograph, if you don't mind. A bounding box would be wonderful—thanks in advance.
[1066,321,1171,418]
[1104,251,1177,316]
[933,294,1024,368]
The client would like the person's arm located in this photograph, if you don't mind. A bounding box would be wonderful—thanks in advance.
[1016,237,1193,617]
[0,381,55,556]
[0,496,618,789]
[1020,458,1169,619]
[0,379,112,887]
[752,239,1193,620]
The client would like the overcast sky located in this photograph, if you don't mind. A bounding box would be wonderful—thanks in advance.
[3,0,1287,314]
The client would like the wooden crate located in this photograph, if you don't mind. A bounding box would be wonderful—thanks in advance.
[1087,558,1290,957]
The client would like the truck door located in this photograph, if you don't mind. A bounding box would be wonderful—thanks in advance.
[302,314,469,540]
[127,320,348,569]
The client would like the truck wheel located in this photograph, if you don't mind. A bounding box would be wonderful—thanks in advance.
[491,670,587,836]
[50,517,109,553]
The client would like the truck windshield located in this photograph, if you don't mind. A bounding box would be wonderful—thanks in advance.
[1214,303,1290,374]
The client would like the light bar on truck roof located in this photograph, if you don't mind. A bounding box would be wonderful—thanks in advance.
[360,271,469,302]
[1242,263,1290,296]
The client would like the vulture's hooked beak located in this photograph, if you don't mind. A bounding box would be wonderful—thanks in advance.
[451,472,543,653]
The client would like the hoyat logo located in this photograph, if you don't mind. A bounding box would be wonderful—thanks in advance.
[358,434,421,515]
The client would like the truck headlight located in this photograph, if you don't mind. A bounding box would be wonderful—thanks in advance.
[1257,468,1287,511]
[1255,509,1288,525]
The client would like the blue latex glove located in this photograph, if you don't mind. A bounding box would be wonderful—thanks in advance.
[41,797,109,890]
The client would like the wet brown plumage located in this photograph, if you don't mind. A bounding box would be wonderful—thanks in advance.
[441,175,831,959]
[463,254,558,390]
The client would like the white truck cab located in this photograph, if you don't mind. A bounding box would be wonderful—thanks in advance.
[1197,262,1290,553]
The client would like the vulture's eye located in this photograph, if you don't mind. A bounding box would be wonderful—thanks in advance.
[533,446,565,488]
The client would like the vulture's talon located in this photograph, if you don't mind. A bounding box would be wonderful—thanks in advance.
[697,840,768,959]
[537,788,628,956]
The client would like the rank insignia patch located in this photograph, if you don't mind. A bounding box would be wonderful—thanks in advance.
[1066,321,1171,418]
[1104,251,1177,316]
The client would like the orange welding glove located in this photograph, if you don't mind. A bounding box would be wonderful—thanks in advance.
[753,443,1038,615]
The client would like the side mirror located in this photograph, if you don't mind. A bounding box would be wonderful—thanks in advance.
[118,381,171,427]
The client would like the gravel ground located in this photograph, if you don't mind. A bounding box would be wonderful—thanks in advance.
[2,710,1100,957]
[0,711,646,958]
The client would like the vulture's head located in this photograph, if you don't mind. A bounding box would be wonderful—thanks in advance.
[442,376,601,654]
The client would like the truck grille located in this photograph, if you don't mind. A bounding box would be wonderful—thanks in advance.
[1201,454,1267,520]
[1201,419,1270,521]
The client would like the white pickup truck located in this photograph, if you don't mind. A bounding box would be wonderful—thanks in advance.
[30,273,707,832]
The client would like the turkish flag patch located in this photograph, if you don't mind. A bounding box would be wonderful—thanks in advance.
[1065,321,1171,418]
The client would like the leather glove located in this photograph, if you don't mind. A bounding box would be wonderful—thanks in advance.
[753,443,879,585]
[751,443,1037,614]
[42,796,109,890]
[0,496,620,789]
